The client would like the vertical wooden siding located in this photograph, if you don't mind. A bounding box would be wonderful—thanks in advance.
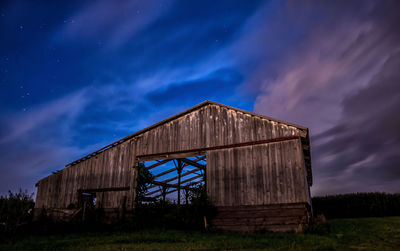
[207,138,309,206]
[36,104,309,211]
[134,104,302,156]
[35,139,137,209]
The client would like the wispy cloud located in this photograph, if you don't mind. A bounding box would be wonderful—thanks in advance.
[0,88,94,194]
[240,1,400,195]
[0,89,90,144]
[58,0,175,49]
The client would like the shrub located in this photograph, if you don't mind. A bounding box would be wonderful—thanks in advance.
[132,184,216,231]
[0,189,34,235]
[312,192,400,219]
[134,162,154,203]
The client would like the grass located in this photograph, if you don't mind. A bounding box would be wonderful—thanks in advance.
[1,217,399,250]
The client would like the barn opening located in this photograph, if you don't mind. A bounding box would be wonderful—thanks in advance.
[137,153,207,204]
[79,192,96,208]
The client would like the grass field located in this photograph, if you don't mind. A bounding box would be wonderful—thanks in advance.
[1,217,399,250]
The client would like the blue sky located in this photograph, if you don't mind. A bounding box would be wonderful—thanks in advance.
[1,0,399,196]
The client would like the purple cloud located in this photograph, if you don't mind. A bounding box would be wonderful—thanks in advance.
[238,1,400,195]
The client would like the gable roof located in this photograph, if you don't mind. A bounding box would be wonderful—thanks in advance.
[65,100,310,168]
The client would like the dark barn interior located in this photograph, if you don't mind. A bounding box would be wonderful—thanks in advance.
[35,101,312,232]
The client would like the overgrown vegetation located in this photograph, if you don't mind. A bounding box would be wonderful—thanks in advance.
[132,162,216,230]
[3,186,400,250]
[0,189,34,236]
[1,217,400,250]
[132,183,216,231]
[312,192,400,219]
[134,162,154,203]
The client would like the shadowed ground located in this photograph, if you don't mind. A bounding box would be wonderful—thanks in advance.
[1,217,399,250]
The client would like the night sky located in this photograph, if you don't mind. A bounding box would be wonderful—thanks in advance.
[1,1,399,197]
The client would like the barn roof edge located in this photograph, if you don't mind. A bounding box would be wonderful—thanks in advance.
[52,100,309,175]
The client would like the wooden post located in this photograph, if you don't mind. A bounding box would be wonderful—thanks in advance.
[121,196,127,220]
[161,186,167,204]
[204,158,207,195]
[177,159,183,205]
[82,200,87,221]
[204,215,208,230]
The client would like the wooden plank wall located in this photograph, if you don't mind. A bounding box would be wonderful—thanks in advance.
[35,139,137,210]
[209,203,310,232]
[134,104,302,156]
[207,138,309,206]
[35,104,309,214]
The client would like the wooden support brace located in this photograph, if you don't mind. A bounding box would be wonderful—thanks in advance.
[153,167,178,178]
[180,158,206,170]
[146,177,204,197]
[147,159,172,170]
[154,180,204,198]
[147,168,202,189]
[153,156,205,179]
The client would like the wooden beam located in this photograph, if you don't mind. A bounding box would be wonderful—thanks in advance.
[153,167,177,178]
[180,174,203,185]
[152,156,206,179]
[153,180,204,198]
[78,186,130,193]
[137,151,205,162]
[146,178,204,197]
[180,158,206,170]
[136,136,300,161]
[193,155,207,162]
[148,168,202,189]
[147,159,171,170]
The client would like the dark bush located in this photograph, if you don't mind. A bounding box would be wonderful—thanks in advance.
[132,184,216,231]
[305,214,331,235]
[0,189,34,236]
[135,162,154,203]
[312,192,400,219]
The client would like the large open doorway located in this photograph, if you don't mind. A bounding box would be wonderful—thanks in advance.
[137,154,206,204]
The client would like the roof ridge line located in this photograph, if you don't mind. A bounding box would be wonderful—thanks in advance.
[64,100,308,168]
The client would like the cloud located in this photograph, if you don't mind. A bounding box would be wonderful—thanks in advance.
[243,1,400,195]
[59,0,175,49]
[145,68,243,106]
[0,89,90,144]
[0,88,95,195]
[312,52,400,194]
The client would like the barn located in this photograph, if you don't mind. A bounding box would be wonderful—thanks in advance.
[34,100,312,232]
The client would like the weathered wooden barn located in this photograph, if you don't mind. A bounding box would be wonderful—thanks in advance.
[35,101,312,232]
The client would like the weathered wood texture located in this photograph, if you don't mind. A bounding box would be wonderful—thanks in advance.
[35,102,312,228]
[207,138,310,207]
[35,140,137,210]
[134,104,303,156]
[209,203,310,232]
